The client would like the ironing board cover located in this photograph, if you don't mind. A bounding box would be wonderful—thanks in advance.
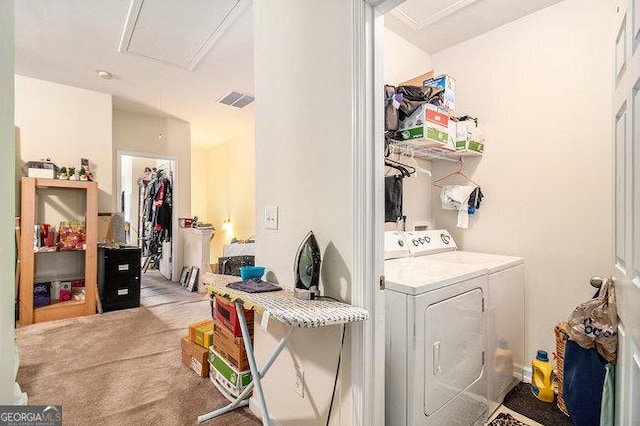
[202,272,369,328]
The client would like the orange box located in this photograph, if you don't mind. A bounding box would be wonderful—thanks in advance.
[189,319,214,348]
[213,319,250,371]
[181,336,209,377]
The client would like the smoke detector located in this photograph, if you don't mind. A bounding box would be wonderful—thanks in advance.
[97,70,115,80]
[217,90,255,108]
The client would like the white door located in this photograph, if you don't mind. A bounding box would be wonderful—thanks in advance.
[613,1,640,424]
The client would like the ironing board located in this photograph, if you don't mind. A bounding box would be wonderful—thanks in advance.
[198,273,369,425]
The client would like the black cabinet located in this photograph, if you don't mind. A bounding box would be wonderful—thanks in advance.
[98,246,142,312]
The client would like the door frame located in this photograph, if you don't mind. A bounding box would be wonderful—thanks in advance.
[116,150,180,281]
[352,0,399,424]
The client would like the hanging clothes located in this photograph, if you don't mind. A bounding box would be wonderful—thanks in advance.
[144,170,173,243]
[385,175,403,223]
[440,185,477,229]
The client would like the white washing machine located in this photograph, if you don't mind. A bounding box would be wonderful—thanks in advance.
[426,247,525,415]
[384,231,489,426]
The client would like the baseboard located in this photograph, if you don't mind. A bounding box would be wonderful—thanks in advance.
[249,397,282,426]
[520,365,532,383]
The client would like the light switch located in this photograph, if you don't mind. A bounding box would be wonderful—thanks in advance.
[265,206,279,230]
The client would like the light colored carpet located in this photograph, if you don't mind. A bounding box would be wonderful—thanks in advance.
[16,271,261,426]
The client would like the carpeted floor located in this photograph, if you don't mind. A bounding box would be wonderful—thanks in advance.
[16,271,261,426]
[502,383,573,426]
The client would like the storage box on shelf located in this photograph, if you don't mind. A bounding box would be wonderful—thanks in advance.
[19,177,98,325]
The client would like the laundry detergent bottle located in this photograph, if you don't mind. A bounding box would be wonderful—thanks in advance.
[531,350,554,403]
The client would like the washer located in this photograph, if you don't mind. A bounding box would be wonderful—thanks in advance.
[384,231,489,426]
[426,241,525,414]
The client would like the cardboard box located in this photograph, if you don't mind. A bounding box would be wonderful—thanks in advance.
[208,348,252,401]
[398,104,455,151]
[423,74,455,112]
[25,161,58,179]
[214,295,254,337]
[455,119,485,154]
[213,319,250,371]
[189,320,214,348]
[181,336,209,377]
[97,213,125,244]
[398,70,434,87]
[28,168,56,179]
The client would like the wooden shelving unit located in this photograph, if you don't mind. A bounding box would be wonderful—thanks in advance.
[19,177,98,325]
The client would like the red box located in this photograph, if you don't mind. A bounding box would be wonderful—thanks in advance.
[214,295,254,337]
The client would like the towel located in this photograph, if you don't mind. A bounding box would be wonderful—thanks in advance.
[441,185,477,228]
[563,339,606,426]
[227,278,282,293]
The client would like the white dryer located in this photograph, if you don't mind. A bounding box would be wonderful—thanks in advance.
[384,231,489,426]
[427,246,525,414]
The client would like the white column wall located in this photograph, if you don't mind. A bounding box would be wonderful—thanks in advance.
[253,1,357,424]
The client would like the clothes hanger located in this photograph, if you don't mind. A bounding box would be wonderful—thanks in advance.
[386,148,416,176]
[433,161,479,188]
[384,160,411,178]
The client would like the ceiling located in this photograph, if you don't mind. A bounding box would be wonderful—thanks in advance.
[15,0,255,148]
[15,0,563,148]
[386,0,564,54]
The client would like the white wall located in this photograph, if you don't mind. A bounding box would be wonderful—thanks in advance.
[112,109,191,219]
[0,0,15,404]
[205,132,256,262]
[429,0,613,359]
[14,76,113,211]
[383,27,431,86]
[191,147,209,225]
[253,1,356,424]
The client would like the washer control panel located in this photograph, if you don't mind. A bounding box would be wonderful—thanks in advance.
[384,231,411,260]
[404,230,456,256]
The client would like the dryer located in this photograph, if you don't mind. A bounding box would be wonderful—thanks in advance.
[384,231,489,426]
[427,247,525,414]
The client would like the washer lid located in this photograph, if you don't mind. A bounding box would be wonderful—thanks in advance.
[384,257,486,295]
[428,250,523,273]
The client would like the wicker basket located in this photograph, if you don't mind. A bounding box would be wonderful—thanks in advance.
[555,322,570,416]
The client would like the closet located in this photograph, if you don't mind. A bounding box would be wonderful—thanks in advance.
[138,167,173,275]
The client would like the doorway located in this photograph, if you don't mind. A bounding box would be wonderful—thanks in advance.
[117,151,179,282]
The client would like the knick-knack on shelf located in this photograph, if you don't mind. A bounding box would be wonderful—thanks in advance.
[58,166,68,180]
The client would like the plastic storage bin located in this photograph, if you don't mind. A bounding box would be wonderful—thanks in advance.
[239,266,265,281]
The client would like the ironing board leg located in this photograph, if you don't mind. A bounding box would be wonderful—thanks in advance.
[198,327,293,424]
[236,301,271,425]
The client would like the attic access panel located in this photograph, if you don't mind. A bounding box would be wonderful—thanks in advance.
[119,0,245,70]
[392,0,480,30]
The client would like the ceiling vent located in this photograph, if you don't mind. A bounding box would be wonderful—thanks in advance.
[217,90,255,108]
[118,0,249,71]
